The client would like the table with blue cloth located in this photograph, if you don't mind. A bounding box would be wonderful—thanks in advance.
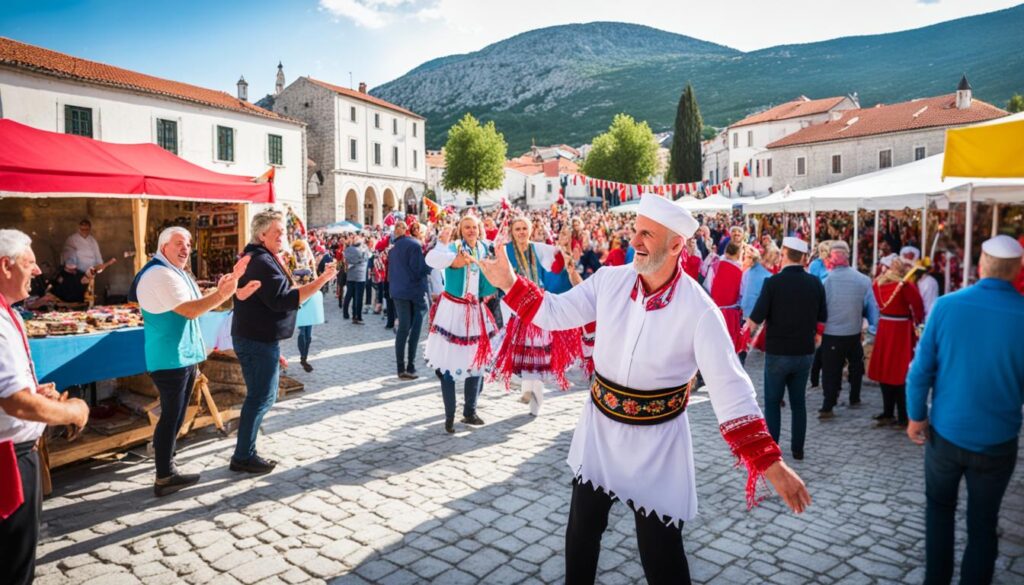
[29,294,325,391]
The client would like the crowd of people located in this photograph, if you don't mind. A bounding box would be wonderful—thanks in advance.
[2,195,1024,584]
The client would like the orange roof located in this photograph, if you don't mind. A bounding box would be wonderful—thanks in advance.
[426,152,446,168]
[730,96,848,128]
[305,77,424,120]
[767,94,1007,148]
[0,37,294,123]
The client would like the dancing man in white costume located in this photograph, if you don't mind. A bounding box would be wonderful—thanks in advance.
[476,194,811,584]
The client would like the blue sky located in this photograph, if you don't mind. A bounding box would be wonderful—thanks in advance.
[1,0,1020,99]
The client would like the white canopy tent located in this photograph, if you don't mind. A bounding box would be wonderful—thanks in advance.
[675,193,736,213]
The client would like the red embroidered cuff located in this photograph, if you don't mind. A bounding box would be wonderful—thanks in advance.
[502,276,544,323]
[719,414,783,509]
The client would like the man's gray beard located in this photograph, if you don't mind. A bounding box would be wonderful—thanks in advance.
[634,248,669,275]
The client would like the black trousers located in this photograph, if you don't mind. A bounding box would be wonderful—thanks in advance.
[345,281,365,320]
[149,364,198,478]
[820,334,864,411]
[880,383,908,424]
[810,344,823,386]
[565,479,691,585]
[0,442,41,585]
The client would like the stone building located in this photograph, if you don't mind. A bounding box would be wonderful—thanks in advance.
[273,76,426,227]
[767,76,1007,192]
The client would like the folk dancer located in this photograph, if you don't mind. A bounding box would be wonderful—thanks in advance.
[703,241,745,355]
[476,195,810,584]
[424,215,500,433]
[492,217,583,416]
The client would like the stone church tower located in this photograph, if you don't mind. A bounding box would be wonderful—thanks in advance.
[275,62,285,96]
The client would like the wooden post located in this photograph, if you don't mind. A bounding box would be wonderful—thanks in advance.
[873,209,880,274]
[237,203,250,255]
[131,198,149,273]
[921,203,928,257]
[853,206,859,271]
[992,203,999,237]
[964,186,974,288]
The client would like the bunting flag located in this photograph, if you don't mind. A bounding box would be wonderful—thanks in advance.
[743,162,751,177]
[423,196,441,224]
[252,166,275,184]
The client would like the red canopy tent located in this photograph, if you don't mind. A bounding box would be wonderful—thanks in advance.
[0,119,274,271]
[0,119,274,202]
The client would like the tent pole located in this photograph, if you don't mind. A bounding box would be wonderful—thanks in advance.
[810,201,816,250]
[992,203,999,237]
[237,203,250,256]
[964,185,974,289]
[872,209,880,274]
[853,206,859,271]
[131,198,148,273]
[921,202,928,257]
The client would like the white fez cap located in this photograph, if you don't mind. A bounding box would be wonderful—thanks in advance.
[981,235,1024,259]
[638,194,698,237]
[900,246,921,260]
[782,236,808,254]
[880,253,898,268]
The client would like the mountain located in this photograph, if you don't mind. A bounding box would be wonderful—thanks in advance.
[371,5,1024,152]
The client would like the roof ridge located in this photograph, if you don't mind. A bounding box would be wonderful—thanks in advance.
[304,76,424,120]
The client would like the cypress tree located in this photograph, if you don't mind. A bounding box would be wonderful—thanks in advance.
[667,83,704,192]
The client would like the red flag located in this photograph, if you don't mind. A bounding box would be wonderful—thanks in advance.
[253,167,275,184]
[423,196,441,223]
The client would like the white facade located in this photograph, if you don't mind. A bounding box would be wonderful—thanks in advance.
[722,97,858,197]
[0,67,306,221]
[274,77,426,227]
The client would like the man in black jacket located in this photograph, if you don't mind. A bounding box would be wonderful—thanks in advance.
[389,222,431,379]
[230,209,336,474]
[746,237,827,461]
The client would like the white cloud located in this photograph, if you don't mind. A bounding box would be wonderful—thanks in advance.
[318,0,437,29]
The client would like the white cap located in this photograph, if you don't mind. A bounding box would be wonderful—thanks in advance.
[900,246,921,261]
[880,253,898,268]
[640,194,698,238]
[981,235,1024,259]
[782,236,808,254]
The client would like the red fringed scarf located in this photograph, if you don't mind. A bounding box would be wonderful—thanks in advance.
[492,316,583,390]
[719,414,782,509]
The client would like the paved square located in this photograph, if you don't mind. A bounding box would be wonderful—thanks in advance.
[36,301,1024,584]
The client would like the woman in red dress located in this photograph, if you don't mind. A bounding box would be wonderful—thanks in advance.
[868,257,925,427]
[706,241,745,353]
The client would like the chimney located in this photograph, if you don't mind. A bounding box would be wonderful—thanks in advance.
[358,82,367,94]
[956,73,972,110]
[237,75,248,101]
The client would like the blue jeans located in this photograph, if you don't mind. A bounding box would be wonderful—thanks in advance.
[763,353,812,454]
[232,335,281,462]
[439,372,482,420]
[925,430,1017,585]
[149,364,197,478]
[296,325,312,361]
[394,297,425,372]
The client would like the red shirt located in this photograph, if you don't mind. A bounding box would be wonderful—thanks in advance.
[605,248,626,266]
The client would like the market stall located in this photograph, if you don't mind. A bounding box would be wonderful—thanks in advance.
[0,120,320,480]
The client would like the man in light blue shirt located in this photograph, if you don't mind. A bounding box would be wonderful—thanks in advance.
[906,235,1024,585]
[739,245,771,365]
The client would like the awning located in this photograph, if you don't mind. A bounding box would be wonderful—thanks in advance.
[942,112,1024,179]
[0,119,274,203]
[676,194,736,213]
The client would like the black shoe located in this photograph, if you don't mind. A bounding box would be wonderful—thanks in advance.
[343,314,350,319]
[154,472,200,497]
[818,410,835,420]
[230,455,277,475]
[301,360,313,373]
[352,319,364,325]
[461,414,485,426]
[398,371,418,380]
[874,416,896,428]
[872,412,892,420]
[848,400,862,409]
[792,450,804,461]
[444,418,455,434]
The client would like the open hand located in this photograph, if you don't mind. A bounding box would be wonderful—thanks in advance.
[320,262,339,283]
[907,419,929,445]
[236,280,261,301]
[230,255,252,280]
[473,242,516,291]
[764,460,811,514]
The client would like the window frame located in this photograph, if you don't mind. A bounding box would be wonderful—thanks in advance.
[373,112,381,129]
[913,145,927,161]
[746,130,753,147]
[412,123,418,138]
[796,156,806,176]
[64,105,93,138]
[348,138,358,162]
[412,149,418,170]
[732,132,738,148]
[216,125,235,163]
[733,161,740,178]
[349,106,357,122]
[373,142,382,166]
[392,118,398,135]
[268,134,284,166]
[156,118,178,154]
[831,153,842,175]
[392,145,399,168]
[766,158,773,178]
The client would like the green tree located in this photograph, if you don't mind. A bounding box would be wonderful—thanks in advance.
[666,83,704,186]
[442,113,508,204]
[581,113,658,185]
[1007,93,1024,113]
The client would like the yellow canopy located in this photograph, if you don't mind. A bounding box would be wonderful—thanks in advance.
[942,112,1024,179]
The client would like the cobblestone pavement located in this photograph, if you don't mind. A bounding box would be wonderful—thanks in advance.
[36,299,1024,584]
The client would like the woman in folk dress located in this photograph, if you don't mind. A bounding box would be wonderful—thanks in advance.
[424,215,499,433]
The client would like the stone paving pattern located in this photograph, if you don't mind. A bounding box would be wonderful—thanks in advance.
[36,300,1024,584]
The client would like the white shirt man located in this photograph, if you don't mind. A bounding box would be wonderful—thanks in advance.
[62,220,103,270]
[900,246,939,317]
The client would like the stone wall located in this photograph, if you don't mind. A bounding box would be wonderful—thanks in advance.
[274,79,338,227]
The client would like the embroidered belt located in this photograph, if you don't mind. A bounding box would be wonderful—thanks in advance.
[590,372,691,426]
[441,291,482,305]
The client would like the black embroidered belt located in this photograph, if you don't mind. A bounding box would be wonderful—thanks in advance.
[590,372,691,426]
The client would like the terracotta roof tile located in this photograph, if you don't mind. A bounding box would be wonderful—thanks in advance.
[426,152,446,168]
[767,94,1007,148]
[730,96,848,128]
[0,37,296,123]
[305,77,424,120]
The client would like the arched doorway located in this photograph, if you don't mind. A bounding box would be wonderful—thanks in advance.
[344,189,359,223]
[404,188,419,215]
[382,188,397,218]
[363,186,380,227]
